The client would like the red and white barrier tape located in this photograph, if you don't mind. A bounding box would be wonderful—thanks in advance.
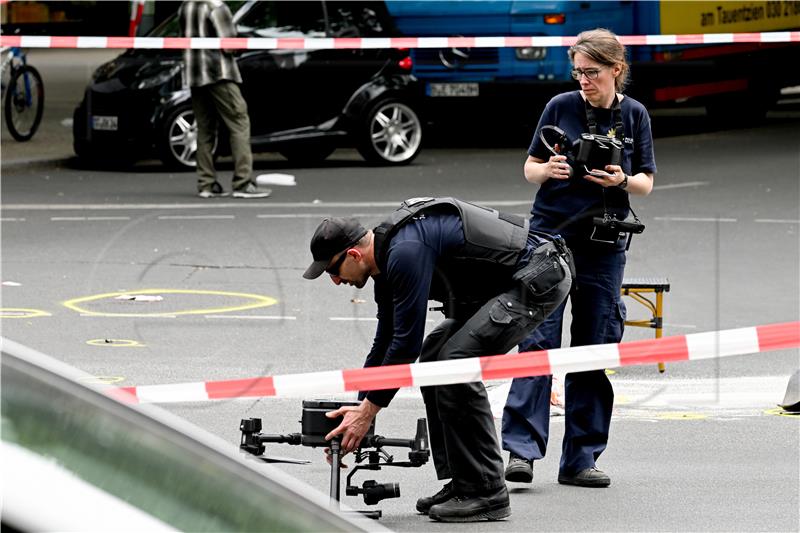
[2,32,800,50]
[112,321,799,404]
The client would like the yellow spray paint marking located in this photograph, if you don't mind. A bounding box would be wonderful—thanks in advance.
[63,289,277,317]
[0,308,51,319]
[605,369,617,375]
[78,376,126,385]
[615,394,631,405]
[86,338,145,348]
[656,412,707,420]
[763,407,800,418]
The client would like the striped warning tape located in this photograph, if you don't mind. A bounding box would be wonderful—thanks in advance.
[112,321,799,404]
[2,32,800,50]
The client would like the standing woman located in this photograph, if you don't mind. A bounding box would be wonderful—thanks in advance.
[501,28,656,487]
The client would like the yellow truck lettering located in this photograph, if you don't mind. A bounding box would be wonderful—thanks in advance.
[660,1,800,34]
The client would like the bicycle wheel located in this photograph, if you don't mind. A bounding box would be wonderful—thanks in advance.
[5,64,44,142]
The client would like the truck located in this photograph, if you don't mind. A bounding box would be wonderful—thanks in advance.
[384,1,800,128]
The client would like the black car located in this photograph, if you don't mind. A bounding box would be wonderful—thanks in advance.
[73,1,423,168]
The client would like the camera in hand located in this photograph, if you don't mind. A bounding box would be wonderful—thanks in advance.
[539,126,623,178]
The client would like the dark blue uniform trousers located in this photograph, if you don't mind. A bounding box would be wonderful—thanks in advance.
[501,247,626,475]
[419,242,572,494]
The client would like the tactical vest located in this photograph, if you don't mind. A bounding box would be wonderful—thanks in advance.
[373,197,529,318]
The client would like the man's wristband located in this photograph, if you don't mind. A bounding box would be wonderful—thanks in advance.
[618,174,629,189]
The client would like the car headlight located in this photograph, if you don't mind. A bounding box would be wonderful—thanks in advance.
[135,64,183,90]
[515,47,547,61]
[92,61,118,83]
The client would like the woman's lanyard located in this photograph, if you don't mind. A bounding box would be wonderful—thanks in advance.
[584,93,624,138]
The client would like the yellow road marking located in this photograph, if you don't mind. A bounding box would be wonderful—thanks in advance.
[656,412,708,420]
[86,338,145,347]
[63,289,277,317]
[763,407,800,418]
[0,308,51,319]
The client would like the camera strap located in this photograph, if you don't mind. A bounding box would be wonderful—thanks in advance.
[538,125,569,157]
[584,94,624,138]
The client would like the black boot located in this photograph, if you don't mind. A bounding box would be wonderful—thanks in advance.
[428,485,511,522]
[504,452,533,483]
[415,481,455,514]
[558,466,611,487]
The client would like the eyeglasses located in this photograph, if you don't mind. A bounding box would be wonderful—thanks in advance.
[571,67,604,80]
[325,249,349,276]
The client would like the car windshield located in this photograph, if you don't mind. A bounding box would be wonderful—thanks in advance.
[1,338,374,532]
[146,1,250,37]
[235,1,326,38]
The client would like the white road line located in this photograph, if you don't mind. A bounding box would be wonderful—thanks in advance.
[329,317,437,323]
[204,314,297,320]
[2,200,533,211]
[654,216,737,223]
[157,215,235,220]
[652,181,710,190]
[256,213,332,219]
[485,375,790,418]
[51,216,132,221]
[1,218,26,222]
[755,218,800,224]
[663,323,699,329]
[79,314,177,318]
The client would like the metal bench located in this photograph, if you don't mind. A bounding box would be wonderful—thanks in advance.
[621,277,670,373]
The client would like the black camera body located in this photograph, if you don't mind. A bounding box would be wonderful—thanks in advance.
[572,133,623,173]
[591,214,645,245]
[539,126,623,178]
[300,400,375,447]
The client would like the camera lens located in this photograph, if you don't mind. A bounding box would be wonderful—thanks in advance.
[363,481,401,505]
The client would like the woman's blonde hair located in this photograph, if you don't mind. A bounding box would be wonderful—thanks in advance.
[568,28,629,92]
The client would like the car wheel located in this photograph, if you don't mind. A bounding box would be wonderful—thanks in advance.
[357,99,422,165]
[279,142,335,165]
[159,105,218,169]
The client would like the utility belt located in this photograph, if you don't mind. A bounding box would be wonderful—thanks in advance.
[512,236,576,297]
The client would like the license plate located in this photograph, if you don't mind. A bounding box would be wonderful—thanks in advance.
[92,115,118,131]
[427,83,479,97]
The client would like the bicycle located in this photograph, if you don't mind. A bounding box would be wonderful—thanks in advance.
[1,46,44,142]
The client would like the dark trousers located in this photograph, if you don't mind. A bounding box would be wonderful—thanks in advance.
[501,247,626,475]
[419,243,572,494]
[190,80,252,190]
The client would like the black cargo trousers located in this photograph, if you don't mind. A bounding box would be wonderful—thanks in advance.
[419,239,573,495]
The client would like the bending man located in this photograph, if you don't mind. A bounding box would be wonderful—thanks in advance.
[303,197,572,522]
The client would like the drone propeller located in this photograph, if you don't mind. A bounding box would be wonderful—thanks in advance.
[249,455,312,465]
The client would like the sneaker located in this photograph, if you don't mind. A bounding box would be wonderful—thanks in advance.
[558,466,611,487]
[504,453,533,483]
[232,182,271,199]
[428,485,510,523]
[197,181,229,198]
[416,481,455,515]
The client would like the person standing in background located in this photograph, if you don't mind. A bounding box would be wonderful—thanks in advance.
[179,0,270,198]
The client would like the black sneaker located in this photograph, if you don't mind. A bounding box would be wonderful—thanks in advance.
[416,481,455,515]
[558,466,611,487]
[504,453,533,483]
[428,485,511,523]
[197,181,229,198]
[232,182,271,199]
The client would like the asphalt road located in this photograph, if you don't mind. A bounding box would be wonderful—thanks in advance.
[2,107,800,529]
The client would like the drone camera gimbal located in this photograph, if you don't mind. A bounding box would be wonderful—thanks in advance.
[239,400,430,519]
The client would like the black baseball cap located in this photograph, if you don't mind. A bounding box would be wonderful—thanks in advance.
[303,217,368,279]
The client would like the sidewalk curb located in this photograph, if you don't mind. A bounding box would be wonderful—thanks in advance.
[2,156,72,170]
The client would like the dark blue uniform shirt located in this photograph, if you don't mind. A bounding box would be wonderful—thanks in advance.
[362,213,465,407]
[528,91,656,248]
